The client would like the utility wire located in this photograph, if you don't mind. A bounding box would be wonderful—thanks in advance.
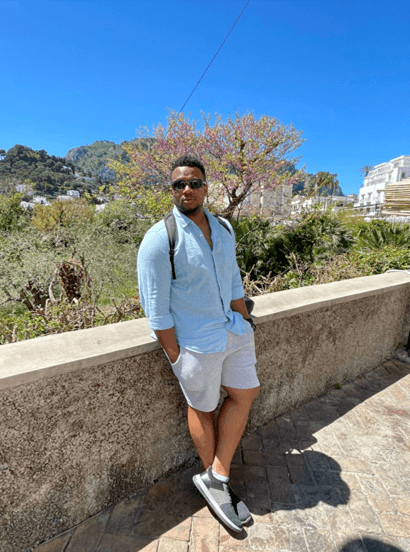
[177,0,251,114]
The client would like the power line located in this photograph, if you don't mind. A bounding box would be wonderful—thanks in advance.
[177,0,251,114]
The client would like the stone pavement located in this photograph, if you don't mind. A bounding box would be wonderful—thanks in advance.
[34,358,410,552]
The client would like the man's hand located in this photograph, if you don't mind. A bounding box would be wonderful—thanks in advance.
[230,297,249,320]
[155,327,180,364]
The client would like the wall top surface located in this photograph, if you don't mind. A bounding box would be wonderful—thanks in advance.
[1,272,410,392]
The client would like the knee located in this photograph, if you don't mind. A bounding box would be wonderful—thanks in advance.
[251,385,260,401]
[225,385,260,407]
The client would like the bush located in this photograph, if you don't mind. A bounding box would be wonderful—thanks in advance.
[94,200,152,244]
[0,193,30,231]
[233,209,355,281]
[31,198,94,231]
[348,245,410,274]
[353,221,410,252]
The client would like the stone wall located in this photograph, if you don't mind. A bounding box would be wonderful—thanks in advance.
[1,272,410,552]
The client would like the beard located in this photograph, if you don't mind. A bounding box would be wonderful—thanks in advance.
[175,203,202,216]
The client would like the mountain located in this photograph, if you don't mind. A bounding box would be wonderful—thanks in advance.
[0,144,85,196]
[286,164,344,196]
[65,140,128,181]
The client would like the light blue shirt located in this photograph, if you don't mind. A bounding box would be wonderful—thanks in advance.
[137,206,245,353]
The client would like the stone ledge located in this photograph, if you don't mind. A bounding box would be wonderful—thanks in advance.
[1,272,410,391]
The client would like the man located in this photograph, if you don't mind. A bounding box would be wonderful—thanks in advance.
[137,154,260,532]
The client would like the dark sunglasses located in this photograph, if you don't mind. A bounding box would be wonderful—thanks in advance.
[171,178,205,190]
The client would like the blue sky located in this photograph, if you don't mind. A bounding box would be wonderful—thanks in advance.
[1,0,409,195]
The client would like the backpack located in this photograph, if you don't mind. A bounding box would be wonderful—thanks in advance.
[163,211,254,315]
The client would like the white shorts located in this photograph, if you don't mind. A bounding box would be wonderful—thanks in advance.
[167,322,259,412]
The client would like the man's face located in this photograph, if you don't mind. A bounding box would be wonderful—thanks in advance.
[170,166,208,215]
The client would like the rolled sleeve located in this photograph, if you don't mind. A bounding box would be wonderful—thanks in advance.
[231,259,245,300]
[223,218,244,301]
[137,225,175,331]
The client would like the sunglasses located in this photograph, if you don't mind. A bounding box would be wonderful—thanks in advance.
[171,178,205,190]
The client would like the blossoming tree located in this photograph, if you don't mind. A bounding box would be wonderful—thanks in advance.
[109,110,305,220]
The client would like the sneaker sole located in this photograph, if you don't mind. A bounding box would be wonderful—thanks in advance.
[193,474,243,532]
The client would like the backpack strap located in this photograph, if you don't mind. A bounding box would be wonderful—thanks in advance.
[164,211,231,280]
[164,211,177,280]
[215,215,232,235]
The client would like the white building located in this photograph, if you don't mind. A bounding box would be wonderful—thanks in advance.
[20,201,35,210]
[96,195,110,204]
[32,196,48,205]
[290,195,355,215]
[354,155,410,214]
[15,184,31,193]
[243,183,293,219]
[57,195,73,201]
[67,190,80,198]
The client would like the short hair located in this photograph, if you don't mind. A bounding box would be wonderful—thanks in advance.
[170,154,206,180]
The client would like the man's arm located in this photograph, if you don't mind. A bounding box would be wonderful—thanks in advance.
[137,227,178,362]
[155,328,179,364]
[230,297,249,320]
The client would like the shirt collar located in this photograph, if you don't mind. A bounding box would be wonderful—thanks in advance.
[173,205,214,229]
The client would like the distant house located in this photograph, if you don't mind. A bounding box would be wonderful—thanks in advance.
[290,195,355,215]
[32,196,47,205]
[67,190,80,198]
[241,182,293,219]
[20,201,35,210]
[355,155,410,215]
[15,184,30,193]
[96,196,110,204]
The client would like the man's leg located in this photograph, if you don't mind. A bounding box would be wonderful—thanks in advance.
[187,406,216,470]
[212,386,260,477]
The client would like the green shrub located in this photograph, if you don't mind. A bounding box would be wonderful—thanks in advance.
[31,198,94,232]
[348,245,410,274]
[354,221,410,252]
[94,200,152,244]
[0,193,30,231]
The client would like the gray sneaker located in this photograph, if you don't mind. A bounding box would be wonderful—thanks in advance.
[193,467,243,532]
[228,486,252,524]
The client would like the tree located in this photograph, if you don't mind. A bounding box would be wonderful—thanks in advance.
[31,198,94,232]
[313,172,339,208]
[0,193,29,231]
[108,110,305,220]
[360,165,374,177]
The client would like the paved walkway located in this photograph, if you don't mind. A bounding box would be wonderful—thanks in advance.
[34,358,410,552]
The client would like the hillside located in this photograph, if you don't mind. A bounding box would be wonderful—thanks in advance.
[0,143,122,198]
[0,144,86,196]
[65,140,128,181]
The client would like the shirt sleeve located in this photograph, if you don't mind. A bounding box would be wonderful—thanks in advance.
[231,258,245,300]
[222,217,245,301]
[137,225,175,330]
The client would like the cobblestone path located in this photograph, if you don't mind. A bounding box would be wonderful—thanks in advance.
[34,358,410,552]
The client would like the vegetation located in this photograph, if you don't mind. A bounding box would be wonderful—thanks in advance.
[1,185,409,346]
[109,110,305,221]
[291,165,344,197]
[0,200,147,344]
[240,210,410,297]
[0,118,408,345]
[0,144,101,198]
[65,140,129,181]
